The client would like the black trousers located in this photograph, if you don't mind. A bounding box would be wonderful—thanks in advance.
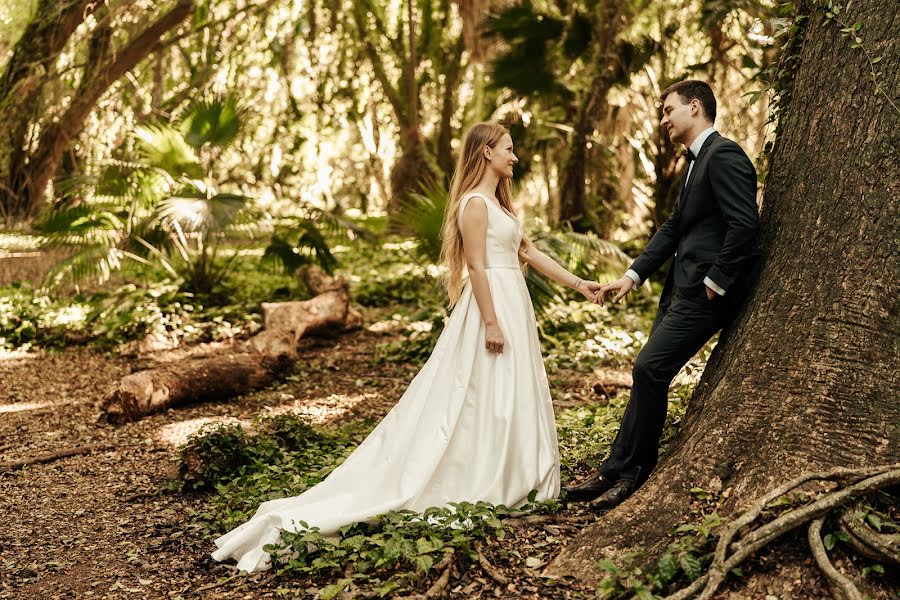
[598,286,736,487]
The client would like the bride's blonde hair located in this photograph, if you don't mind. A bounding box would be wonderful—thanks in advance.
[440,121,526,306]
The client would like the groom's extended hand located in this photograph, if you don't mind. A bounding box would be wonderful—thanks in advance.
[597,276,636,305]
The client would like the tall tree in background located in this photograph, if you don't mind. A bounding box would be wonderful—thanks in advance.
[486,1,655,232]
[550,0,899,583]
[0,0,194,224]
[352,0,465,213]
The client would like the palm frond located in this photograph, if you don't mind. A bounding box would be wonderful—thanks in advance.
[306,208,378,243]
[183,93,247,149]
[525,266,563,315]
[262,219,338,275]
[134,124,202,178]
[154,190,249,234]
[394,179,447,263]
[531,228,632,273]
[37,205,125,248]
[41,245,126,288]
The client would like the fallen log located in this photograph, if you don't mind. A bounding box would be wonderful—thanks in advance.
[103,267,360,423]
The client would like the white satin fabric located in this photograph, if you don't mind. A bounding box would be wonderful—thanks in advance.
[212,192,560,572]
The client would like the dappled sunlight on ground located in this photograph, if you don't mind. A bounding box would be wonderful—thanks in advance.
[0,349,34,362]
[0,400,54,414]
[264,392,381,425]
[155,415,248,448]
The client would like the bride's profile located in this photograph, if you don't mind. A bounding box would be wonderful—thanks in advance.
[212,121,602,572]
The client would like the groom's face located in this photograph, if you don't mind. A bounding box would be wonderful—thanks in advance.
[660,93,697,145]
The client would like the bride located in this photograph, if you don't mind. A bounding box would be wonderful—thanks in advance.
[212,121,603,572]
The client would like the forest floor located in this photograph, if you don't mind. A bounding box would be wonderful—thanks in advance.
[2,318,883,600]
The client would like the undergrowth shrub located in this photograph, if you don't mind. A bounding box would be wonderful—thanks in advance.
[267,495,559,598]
[178,414,376,532]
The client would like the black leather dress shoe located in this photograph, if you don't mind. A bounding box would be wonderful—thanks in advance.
[563,473,615,502]
[589,478,635,511]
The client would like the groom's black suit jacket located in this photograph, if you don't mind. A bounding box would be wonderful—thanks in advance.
[631,131,760,305]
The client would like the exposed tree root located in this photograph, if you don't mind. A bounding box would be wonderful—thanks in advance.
[0,442,109,473]
[808,516,862,600]
[504,514,569,528]
[476,545,509,585]
[660,464,900,600]
[838,506,900,567]
[423,551,455,599]
[697,464,896,600]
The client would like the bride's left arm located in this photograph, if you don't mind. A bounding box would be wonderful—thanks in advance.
[519,240,601,301]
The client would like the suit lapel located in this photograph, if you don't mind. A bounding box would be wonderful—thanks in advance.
[679,131,719,208]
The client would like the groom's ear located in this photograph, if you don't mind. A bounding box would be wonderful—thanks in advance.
[691,99,702,117]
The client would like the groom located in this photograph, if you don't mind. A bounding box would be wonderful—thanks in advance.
[566,80,760,509]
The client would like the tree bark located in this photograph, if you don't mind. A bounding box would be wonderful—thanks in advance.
[435,35,465,181]
[549,0,900,584]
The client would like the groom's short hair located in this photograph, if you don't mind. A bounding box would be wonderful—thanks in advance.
[662,80,716,123]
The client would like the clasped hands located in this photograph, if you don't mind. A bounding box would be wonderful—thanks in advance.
[575,276,634,306]
[580,277,718,304]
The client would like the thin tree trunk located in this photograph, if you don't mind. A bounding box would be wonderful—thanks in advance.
[16,0,194,220]
[557,1,621,231]
[436,35,465,181]
[0,0,97,223]
[550,0,900,583]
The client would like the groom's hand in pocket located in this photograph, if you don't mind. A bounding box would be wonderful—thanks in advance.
[598,276,636,304]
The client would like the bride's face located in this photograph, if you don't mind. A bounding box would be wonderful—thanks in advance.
[485,134,518,178]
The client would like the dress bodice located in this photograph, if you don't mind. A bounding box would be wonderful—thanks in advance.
[456,192,523,269]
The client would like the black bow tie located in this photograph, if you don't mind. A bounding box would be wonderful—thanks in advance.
[684,149,696,163]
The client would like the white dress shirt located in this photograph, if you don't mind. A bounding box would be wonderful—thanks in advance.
[625,127,726,295]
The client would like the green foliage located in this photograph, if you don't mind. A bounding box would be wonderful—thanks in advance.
[180,414,376,532]
[0,278,262,351]
[263,216,339,276]
[526,226,633,316]
[37,94,338,296]
[392,179,447,264]
[596,503,724,598]
[0,282,90,350]
[180,413,559,596]
[266,495,557,595]
[555,395,627,480]
[183,93,246,149]
[350,244,445,308]
[372,306,446,366]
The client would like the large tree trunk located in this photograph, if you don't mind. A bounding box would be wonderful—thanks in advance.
[550,0,900,584]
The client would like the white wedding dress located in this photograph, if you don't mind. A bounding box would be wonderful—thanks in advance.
[212,192,560,572]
